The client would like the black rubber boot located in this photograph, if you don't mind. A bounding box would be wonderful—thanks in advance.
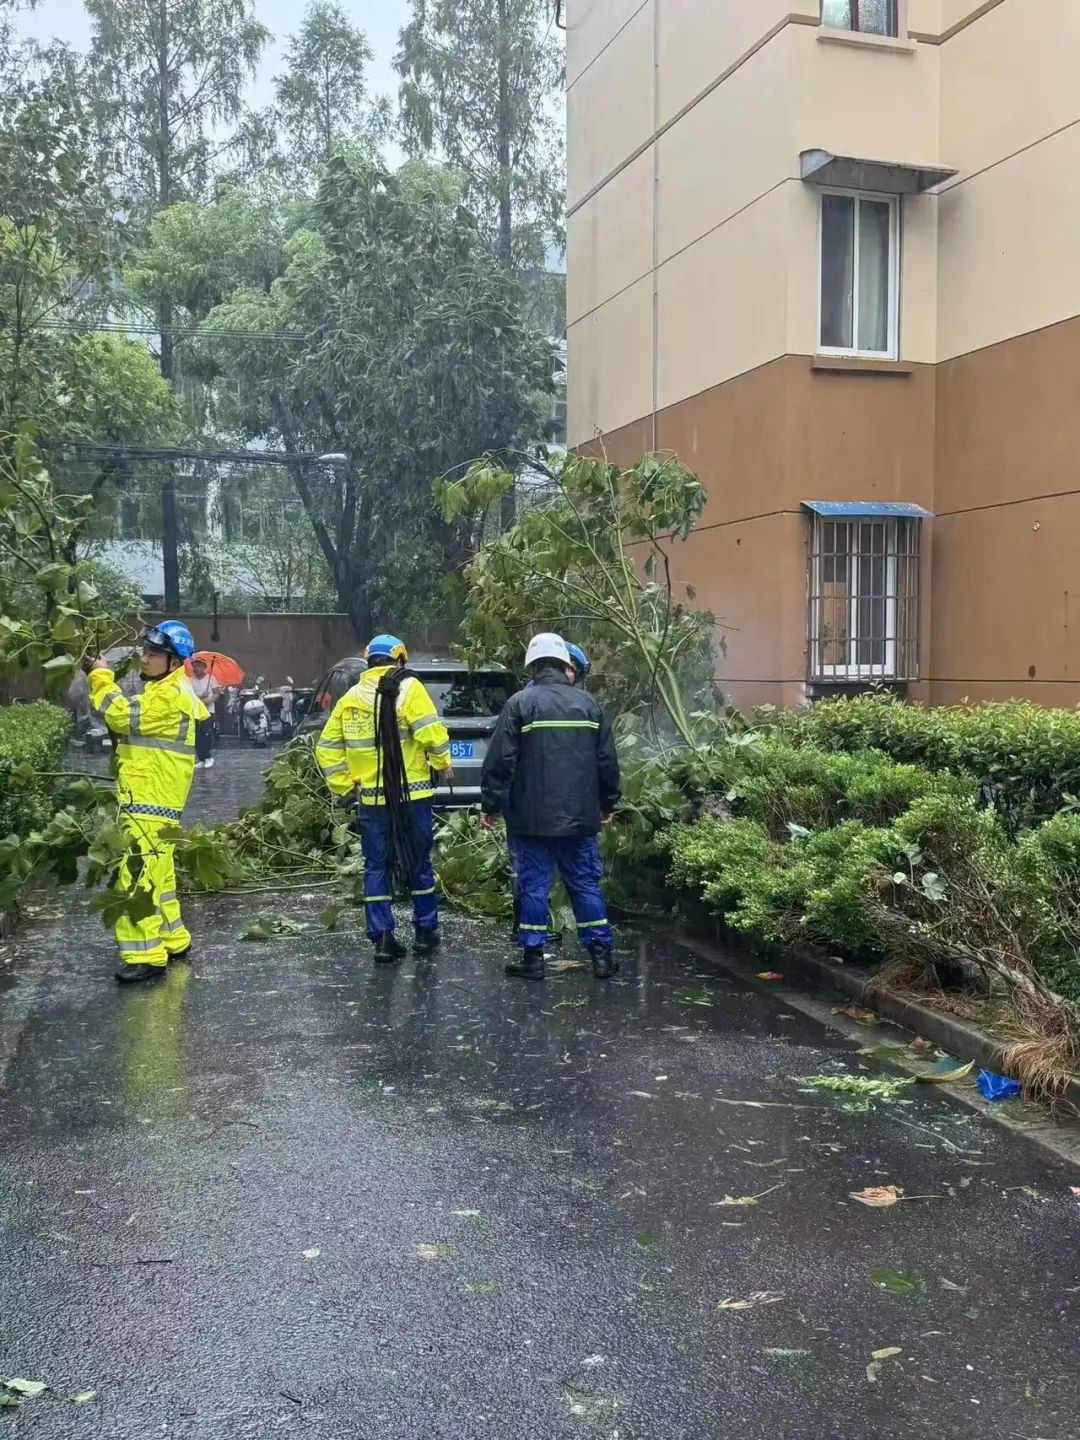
[505,950,546,982]
[589,943,619,980]
[168,946,192,963]
[413,928,441,955]
[373,933,406,964]
[115,962,169,985]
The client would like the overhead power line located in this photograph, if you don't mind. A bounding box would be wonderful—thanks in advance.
[38,438,346,468]
[33,318,306,343]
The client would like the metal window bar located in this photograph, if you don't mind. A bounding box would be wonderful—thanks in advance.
[808,513,921,682]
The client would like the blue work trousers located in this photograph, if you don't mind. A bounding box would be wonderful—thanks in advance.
[515,835,612,951]
[356,800,438,939]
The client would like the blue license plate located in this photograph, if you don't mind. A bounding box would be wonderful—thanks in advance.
[449,740,475,761]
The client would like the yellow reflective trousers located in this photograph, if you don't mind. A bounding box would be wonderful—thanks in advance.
[114,817,192,968]
[87,665,203,969]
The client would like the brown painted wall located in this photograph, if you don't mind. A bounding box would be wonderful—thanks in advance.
[1,614,459,705]
[591,321,1080,708]
[930,313,1080,704]
[149,614,457,688]
[589,356,936,708]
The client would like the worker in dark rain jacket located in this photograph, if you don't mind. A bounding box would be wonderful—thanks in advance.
[507,640,591,943]
[481,633,620,983]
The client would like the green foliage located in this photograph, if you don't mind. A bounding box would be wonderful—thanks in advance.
[437,453,720,748]
[433,809,514,919]
[75,558,143,617]
[782,690,1080,832]
[0,75,182,450]
[191,154,555,637]
[274,1,390,187]
[86,0,270,216]
[0,436,139,687]
[397,0,564,267]
[0,700,71,848]
[125,187,291,325]
[725,738,975,838]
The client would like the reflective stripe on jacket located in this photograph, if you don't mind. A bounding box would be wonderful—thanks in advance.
[87,666,206,817]
[315,666,451,807]
[480,668,620,838]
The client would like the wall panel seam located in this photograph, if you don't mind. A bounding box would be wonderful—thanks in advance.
[567,13,804,218]
[566,0,651,95]
[935,487,1080,518]
[909,0,1009,45]
[567,176,793,329]
[939,307,1080,368]
[937,112,1080,196]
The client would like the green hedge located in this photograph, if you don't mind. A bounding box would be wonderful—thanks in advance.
[0,702,73,843]
[778,692,1080,832]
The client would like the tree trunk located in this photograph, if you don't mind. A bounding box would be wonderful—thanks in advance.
[156,0,181,612]
[495,0,513,269]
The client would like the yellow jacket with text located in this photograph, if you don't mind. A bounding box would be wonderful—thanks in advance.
[315,666,451,805]
[87,666,207,821]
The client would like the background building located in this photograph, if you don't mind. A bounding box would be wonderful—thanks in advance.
[566,0,1080,708]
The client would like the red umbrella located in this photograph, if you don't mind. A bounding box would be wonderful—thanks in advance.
[186,651,245,688]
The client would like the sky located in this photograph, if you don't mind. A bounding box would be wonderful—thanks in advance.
[16,0,411,108]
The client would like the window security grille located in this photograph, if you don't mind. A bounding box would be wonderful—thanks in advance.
[808,513,921,682]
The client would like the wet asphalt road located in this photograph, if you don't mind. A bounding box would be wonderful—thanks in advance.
[2,748,1080,1437]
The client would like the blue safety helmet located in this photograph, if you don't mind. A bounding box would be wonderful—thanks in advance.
[567,643,591,678]
[142,621,196,660]
[365,633,409,663]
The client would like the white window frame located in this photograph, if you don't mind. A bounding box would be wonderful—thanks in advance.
[812,519,899,679]
[816,188,900,361]
[820,0,903,38]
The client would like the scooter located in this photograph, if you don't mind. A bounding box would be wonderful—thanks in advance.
[239,677,270,747]
[262,677,297,739]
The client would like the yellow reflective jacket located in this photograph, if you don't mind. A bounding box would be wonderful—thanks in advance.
[316,666,451,806]
[88,666,206,822]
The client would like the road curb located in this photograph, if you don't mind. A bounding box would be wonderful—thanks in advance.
[616,889,1080,1111]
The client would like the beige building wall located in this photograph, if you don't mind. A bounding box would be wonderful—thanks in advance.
[568,0,1080,705]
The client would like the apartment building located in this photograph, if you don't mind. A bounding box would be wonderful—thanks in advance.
[566,0,1080,708]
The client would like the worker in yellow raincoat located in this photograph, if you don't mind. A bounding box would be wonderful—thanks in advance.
[315,634,453,963]
[86,622,206,984]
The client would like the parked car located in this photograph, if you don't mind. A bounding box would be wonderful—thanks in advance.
[297,656,517,806]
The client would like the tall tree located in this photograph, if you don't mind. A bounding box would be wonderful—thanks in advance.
[190,157,556,638]
[396,0,565,269]
[85,0,268,607]
[275,1,389,187]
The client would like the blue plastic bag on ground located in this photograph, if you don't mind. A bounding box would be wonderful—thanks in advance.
[977,1069,1021,1101]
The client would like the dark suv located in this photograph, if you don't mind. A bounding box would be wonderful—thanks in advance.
[297,657,516,806]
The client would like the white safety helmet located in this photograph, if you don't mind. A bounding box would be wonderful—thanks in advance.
[525,632,571,669]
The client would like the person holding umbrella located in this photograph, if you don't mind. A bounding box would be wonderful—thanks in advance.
[189,657,221,768]
[185,651,244,766]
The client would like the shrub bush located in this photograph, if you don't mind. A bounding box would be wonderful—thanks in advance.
[781,691,1080,832]
[0,702,72,844]
[726,737,974,837]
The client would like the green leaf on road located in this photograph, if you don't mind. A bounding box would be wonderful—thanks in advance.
[414,1243,450,1260]
[678,986,713,1006]
[2,1379,47,1397]
[870,1267,920,1296]
[800,1074,914,1101]
[634,1232,660,1250]
[72,1391,96,1404]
